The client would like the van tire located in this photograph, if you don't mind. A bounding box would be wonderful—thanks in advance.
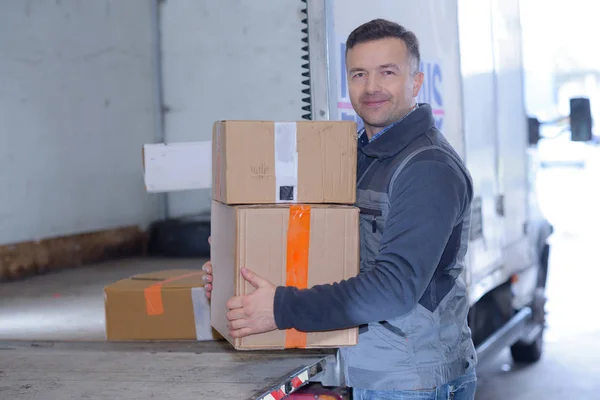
[511,243,549,364]
[510,334,543,363]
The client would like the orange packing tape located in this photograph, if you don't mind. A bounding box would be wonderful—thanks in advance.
[284,205,311,349]
[144,271,204,316]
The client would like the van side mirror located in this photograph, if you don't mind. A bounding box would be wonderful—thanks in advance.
[527,117,541,146]
[570,97,593,142]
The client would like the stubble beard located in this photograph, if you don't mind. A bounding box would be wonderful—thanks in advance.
[357,79,416,131]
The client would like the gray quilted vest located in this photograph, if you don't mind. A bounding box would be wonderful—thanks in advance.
[339,104,478,391]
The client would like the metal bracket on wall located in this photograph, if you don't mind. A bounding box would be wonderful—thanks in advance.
[304,0,335,121]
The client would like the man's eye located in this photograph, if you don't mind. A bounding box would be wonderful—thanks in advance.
[382,70,394,76]
[353,73,365,79]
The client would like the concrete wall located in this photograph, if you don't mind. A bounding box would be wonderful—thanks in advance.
[160,0,306,217]
[0,0,162,245]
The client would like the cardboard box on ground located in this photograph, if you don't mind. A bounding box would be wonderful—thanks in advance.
[117,119,360,348]
[104,269,221,341]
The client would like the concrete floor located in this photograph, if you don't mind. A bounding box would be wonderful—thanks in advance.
[473,160,600,399]
[474,231,600,399]
[0,257,200,341]
[1,163,599,399]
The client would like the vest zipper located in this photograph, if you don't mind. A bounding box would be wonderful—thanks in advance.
[359,207,382,233]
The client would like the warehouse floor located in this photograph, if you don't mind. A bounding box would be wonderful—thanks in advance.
[1,165,599,399]
[0,257,198,342]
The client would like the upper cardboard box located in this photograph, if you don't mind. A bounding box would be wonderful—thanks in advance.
[212,120,357,205]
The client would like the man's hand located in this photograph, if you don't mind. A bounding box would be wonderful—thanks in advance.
[202,260,213,299]
[226,267,277,338]
[202,235,277,338]
[202,236,213,299]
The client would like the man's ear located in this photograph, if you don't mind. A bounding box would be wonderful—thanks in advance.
[412,71,425,98]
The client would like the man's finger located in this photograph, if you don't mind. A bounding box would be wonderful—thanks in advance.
[204,284,212,299]
[227,318,248,331]
[241,267,269,289]
[226,295,244,310]
[202,261,212,274]
[226,308,246,321]
[230,327,254,338]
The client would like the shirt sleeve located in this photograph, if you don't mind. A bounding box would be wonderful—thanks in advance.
[273,160,470,332]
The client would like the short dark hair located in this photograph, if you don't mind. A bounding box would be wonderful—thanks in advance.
[346,19,421,75]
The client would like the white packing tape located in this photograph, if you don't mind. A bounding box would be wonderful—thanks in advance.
[274,122,299,203]
[190,287,212,341]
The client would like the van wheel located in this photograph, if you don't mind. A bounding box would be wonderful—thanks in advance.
[510,332,543,363]
[511,242,549,364]
[510,285,547,364]
[510,288,546,364]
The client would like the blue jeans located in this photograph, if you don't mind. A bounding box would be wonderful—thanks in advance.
[352,369,477,400]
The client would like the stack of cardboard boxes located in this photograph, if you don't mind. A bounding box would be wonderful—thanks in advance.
[105,119,360,350]
[209,120,360,350]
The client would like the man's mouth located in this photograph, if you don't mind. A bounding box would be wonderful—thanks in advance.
[362,99,388,108]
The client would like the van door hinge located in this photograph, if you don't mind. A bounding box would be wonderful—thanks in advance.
[495,194,505,217]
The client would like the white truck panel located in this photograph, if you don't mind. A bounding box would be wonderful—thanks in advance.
[0,0,161,245]
[457,0,506,294]
[458,0,534,303]
[160,0,309,217]
[491,0,529,250]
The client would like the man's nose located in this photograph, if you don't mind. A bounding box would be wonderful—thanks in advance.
[365,74,380,93]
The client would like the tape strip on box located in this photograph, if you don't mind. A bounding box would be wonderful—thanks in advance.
[274,122,298,203]
[284,205,311,348]
[143,271,204,316]
[191,287,212,341]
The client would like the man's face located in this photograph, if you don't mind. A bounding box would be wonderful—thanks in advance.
[346,38,424,136]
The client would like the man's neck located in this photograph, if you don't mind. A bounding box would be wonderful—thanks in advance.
[364,125,383,140]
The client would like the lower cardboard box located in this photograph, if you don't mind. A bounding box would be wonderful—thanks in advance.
[104,269,222,341]
[210,200,360,350]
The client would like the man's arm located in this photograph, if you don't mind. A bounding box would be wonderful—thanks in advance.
[273,160,469,332]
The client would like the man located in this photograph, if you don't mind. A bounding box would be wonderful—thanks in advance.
[203,19,477,399]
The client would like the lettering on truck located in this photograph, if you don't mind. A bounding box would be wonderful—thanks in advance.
[337,42,445,132]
